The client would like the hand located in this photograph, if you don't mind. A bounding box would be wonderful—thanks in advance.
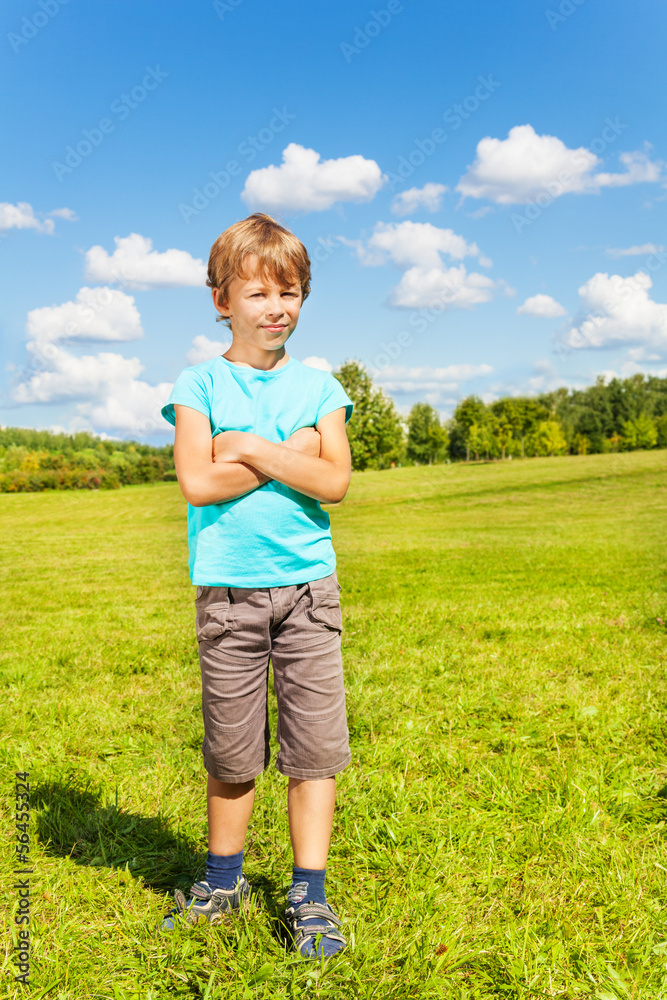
[285,426,321,458]
[212,430,250,463]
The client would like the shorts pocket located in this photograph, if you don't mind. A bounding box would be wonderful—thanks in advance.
[196,600,232,642]
[305,577,343,633]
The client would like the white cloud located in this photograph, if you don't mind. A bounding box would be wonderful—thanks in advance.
[390,265,496,309]
[563,271,667,351]
[517,294,567,318]
[12,338,173,436]
[0,202,77,233]
[301,355,333,372]
[375,363,493,406]
[13,344,145,404]
[526,359,559,392]
[626,347,662,362]
[26,287,143,350]
[456,124,664,204]
[78,378,175,434]
[346,220,497,311]
[391,183,448,216]
[85,233,207,290]
[241,143,386,212]
[13,287,157,433]
[49,207,78,221]
[377,363,493,390]
[486,362,584,400]
[457,125,595,204]
[624,361,667,377]
[605,242,665,257]
[357,221,481,269]
[186,334,231,365]
[594,150,663,188]
[597,360,667,381]
[468,205,495,219]
[0,202,53,234]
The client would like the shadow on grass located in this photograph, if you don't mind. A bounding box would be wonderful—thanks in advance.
[247,874,293,949]
[32,776,201,894]
[32,776,290,944]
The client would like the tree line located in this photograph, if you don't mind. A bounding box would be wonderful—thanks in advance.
[0,428,176,493]
[0,364,664,491]
[333,362,667,469]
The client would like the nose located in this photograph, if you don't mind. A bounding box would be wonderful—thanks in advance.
[265,294,285,318]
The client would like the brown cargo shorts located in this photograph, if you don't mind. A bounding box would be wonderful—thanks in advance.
[194,570,350,783]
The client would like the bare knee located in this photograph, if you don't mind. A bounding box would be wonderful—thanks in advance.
[208,775,255,799]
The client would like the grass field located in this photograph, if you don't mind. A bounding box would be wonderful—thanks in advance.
[1,450,666,999]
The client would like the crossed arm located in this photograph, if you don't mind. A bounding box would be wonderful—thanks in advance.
[173,404,351,507]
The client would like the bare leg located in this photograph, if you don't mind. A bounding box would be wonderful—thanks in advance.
[287,776,336,869]
[207,774,255,855]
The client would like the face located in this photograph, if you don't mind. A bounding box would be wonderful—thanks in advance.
[213,255,303,357]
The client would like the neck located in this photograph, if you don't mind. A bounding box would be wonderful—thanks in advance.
[223,344,289,371]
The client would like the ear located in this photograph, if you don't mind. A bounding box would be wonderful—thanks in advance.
[211,286,230,318]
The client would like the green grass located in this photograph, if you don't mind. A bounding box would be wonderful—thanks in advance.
[1,450,666,999]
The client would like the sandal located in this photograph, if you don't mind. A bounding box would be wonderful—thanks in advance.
[284,900,347,959]
[160,877,250,930]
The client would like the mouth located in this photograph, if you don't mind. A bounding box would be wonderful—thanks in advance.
[262,324,287,333]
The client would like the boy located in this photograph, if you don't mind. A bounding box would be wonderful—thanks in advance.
[159,213,353,959]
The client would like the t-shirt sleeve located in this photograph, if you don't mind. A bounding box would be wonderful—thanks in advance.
[161,368,211,427]
[315,374,354,425]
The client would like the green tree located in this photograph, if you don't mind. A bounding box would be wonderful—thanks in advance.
[494,416,514,459]
[573,410,604,453]
[481,414,497,460]
[406,403,449,464]
[488,401,518,459]
[513,398,549,457]
[333,361,404,470]
[467,422,485,461]
[622,414,657,451]
[526,419,568,457]
[656,414,667,449]
[453,396,487,461]
[490,398,522,453]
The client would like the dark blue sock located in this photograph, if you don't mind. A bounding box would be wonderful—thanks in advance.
[205,849,244,891]
[288,865,326,906]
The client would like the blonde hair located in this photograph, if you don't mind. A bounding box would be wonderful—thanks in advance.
[207,213,311,325]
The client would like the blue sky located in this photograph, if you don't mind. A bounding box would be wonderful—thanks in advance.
[1,0,666,441]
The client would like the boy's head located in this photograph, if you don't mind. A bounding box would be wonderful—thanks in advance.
[207,213,311,329]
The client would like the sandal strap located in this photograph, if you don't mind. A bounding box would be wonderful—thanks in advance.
[173,888,188,913]
[285,901,347,954]
[169,888,202,926]
[285,902,342,926]
[294,926,347,950]
[189,881,213,900]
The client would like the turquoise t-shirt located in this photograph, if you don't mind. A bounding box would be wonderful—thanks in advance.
[161,355,353,587]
